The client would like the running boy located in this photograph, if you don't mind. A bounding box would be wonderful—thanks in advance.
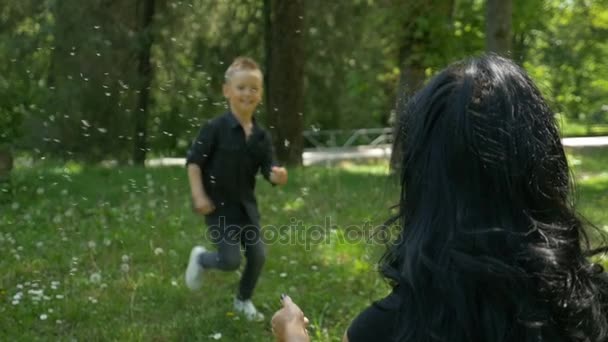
[184,57,288,321]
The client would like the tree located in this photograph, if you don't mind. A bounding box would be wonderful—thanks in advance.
[395,0,456,115]
[133,0,157,166]
[264,0,305,166]
[46,0,141,162]
[0,0,52,192]
[486,0,512,55]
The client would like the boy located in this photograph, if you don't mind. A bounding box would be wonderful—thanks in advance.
[184,57,288,322]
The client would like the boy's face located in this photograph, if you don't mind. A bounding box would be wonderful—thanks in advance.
[223,69,263,116]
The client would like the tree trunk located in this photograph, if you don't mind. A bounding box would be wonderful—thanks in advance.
[486,0,512,55]
[395,0,454,116]
[0,145,12,182]
[265,0,305,166]
[133,0,156,166]
[0,145,13,199]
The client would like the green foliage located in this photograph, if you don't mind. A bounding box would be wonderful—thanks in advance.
[524,0,608,129]
[1,0,607,161]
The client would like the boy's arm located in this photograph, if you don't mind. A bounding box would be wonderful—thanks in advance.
[186,121,216,213]
[260,131,287,185]
[260,130,276,182]
[187,164,207,200]
[186,120,215,169]
[188,164,215,214]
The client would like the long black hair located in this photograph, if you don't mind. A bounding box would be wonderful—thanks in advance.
[382,55,608,342]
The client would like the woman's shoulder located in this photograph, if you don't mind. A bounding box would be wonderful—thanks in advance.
[347,287,402,342]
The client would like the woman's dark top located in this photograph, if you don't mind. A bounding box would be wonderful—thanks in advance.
[347,287,401,342]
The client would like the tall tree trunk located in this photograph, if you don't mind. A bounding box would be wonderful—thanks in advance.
[0,145,13,183]
[0,144,13,200]
[133,0,156,166]
[265,0,305,166]
[263,0,272,113]
[395,0,454,116]
[486,0,512,55]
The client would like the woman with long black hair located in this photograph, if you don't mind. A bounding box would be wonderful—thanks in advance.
[271,55,608,342]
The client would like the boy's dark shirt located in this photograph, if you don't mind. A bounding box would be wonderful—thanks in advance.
[186,111,276,223]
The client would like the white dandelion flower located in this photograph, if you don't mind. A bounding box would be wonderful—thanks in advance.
[89,272,102,284]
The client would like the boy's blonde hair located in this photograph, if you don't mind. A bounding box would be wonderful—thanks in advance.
[224,57,262,82]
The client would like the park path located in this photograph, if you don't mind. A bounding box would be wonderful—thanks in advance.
[147,136,608,167]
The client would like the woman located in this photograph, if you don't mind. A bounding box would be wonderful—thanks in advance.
[271,55,608,342]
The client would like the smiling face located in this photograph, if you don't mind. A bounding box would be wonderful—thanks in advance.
[223,69,263,117]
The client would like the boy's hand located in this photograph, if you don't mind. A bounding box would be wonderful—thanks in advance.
[270,166,288,185]
[192,195,216,215]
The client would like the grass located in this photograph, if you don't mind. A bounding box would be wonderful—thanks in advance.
[1,149,607,341]
[558,115,608,137]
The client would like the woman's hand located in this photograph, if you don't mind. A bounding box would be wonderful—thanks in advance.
[271,295,310,342]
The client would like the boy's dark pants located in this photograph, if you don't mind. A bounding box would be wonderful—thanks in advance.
[198,213,266,300]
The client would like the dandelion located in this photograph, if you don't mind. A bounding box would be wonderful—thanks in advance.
[56,295,64,299]
[280,272,288,278]
[121,255,130,263]
[36,241,44,248]
[88,241,96,249]
[154,247,164,256]
[36,187,45,195]
[28,289,43,296]
[89,272,102,284]
[40,314,48,320]
[120,263,130,273]
[103,238,112,246]
[210,333,222,340]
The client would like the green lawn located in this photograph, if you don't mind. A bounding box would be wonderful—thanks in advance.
[1,149,606,341]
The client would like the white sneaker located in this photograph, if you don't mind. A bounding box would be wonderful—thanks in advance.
[185,246,206,290]
[234,297,265,322]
